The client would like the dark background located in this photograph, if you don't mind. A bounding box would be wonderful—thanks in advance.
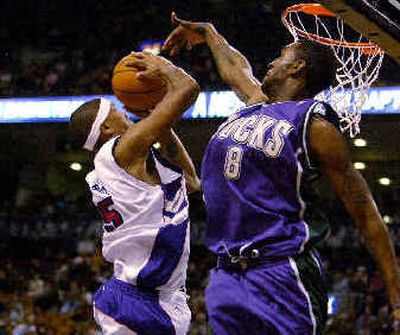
[0,1,399,334]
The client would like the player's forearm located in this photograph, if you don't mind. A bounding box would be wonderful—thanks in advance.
[311,119,400,308]
[152,67,200,129]
[131,70,199,153]
[355,213,400,306]
[204,27,260,102]
[338,167,400,306]
[159,129,200,193]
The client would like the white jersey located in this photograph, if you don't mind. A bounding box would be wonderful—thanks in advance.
[86,137,190,291]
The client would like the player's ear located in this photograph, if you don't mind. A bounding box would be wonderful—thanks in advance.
[290,59,306,78]
[101,120,115,137]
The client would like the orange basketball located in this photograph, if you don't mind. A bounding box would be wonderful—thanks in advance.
[112,54,167,110]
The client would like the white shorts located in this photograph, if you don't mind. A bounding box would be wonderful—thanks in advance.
[93,277,191,335]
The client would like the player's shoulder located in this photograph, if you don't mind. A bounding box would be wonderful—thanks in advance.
[238,102,265,114]
[92,136,123,176]
[308,100,340,130]
[95,136,120,161]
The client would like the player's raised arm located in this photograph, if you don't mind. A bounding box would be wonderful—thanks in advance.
[309,117,400,314]
[162,12,266,105]
[124,106,200,194]
[115,52,200,168]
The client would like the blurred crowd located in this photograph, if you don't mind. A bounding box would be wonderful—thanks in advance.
[1,1,399,98]
[0,196,400,335]
[1,1,400,334]
[0,1,276,98]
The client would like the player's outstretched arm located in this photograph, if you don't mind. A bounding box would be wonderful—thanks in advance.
[309,117,400,320]
[162,12,265,105]
[115,52,200,169]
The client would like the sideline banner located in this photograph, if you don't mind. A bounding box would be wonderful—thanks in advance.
[0,87,399,123]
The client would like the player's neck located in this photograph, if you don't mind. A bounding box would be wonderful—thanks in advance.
[269,80,310,103]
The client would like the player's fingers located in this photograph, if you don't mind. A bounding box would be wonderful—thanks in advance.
[171,11,178,25]
[163,27,186,49]
[136,68,159,79]
[170,44,183,57]
[168,37,186,56]
[162,33,177,51]
[171,11,194,29]
[129,52,156,63]
[123,58,147,69]
[130,51,146,59]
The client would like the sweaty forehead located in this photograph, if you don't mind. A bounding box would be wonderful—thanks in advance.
[281,42,302,60]
[282,42,299,53]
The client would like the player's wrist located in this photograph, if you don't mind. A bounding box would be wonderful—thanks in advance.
[391,301,400,311]
[161,66,197,92]
[158,64,181,78]
[204,24,219,43]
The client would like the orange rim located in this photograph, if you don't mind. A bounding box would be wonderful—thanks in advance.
[285,3,336,17]
[282,3,384,55]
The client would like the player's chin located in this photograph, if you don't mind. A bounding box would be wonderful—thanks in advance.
[261,78,271,96]
[131,110,151,119]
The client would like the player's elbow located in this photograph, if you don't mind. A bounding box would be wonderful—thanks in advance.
[187,78,201,99]
[178,76,200,106]
[186,175,201,194]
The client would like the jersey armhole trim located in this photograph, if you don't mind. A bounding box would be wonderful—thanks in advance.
[107,137,161,190]
[151,148,183,174]
[302,101,320,171]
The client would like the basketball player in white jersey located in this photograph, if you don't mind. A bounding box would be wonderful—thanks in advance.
[69,52,200,335]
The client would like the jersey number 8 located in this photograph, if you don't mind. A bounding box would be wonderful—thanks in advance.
[224,146,243,180]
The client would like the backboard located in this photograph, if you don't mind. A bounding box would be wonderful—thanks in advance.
[317,0,400,63]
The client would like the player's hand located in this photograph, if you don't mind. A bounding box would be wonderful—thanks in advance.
[162,12,214,56]
[124,52,175,80]
[392,307,400,334]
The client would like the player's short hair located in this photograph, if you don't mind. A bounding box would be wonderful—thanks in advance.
[295,40,337,96]
[69,99,100,148]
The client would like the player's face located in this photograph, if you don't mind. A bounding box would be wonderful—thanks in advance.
[261,43,300,97]
[107,104,132,135]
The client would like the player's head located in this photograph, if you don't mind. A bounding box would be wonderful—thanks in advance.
[69,98,131,152]
[261,40,337,99]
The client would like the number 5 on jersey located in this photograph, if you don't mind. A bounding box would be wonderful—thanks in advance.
[97,196,124,232]
[224,146,243,180]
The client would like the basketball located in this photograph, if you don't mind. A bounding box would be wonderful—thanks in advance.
[112,54,167,110]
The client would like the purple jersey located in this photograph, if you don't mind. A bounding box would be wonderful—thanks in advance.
[201,99,339,257]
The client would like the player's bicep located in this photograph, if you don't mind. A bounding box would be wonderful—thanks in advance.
[116,115,170,162]
[116,86,198,164]
[309,118,374,218]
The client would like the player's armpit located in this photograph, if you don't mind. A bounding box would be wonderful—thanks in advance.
[246,86,268,106]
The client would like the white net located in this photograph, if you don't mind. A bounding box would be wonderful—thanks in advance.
[283,5,384,137]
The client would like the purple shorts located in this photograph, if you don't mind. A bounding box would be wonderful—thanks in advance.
[205,249,327,335]
[93,277,191,335]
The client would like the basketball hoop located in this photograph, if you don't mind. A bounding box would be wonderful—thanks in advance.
[282,3,384,137]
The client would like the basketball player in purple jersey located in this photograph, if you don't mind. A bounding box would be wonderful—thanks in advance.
[163,13,400,334]
[69,52,200,334]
